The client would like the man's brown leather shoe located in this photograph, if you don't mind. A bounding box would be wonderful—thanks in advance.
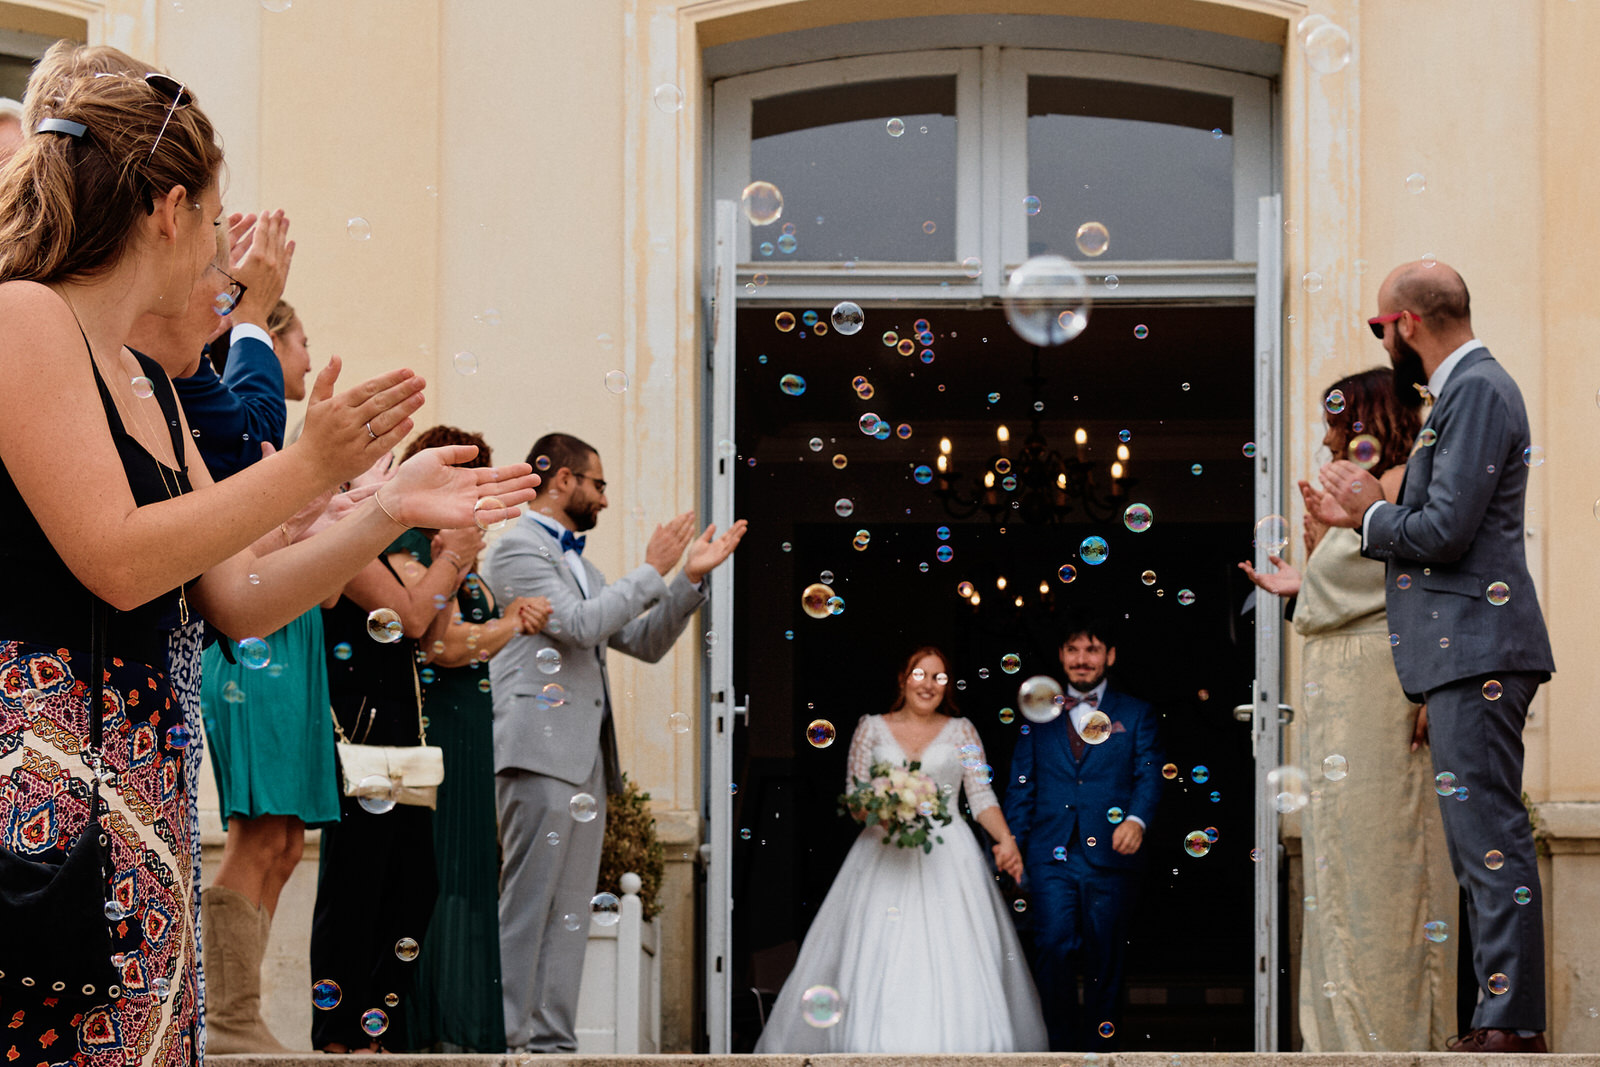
[1446,1028,1549,1053]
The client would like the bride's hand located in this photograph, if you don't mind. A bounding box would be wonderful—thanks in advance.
[375,445,540,531]
[992,836,1023,882]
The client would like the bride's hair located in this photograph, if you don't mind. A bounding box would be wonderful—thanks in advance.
[888,645,960,715]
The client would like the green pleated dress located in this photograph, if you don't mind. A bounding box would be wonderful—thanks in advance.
[405,561,507,1052]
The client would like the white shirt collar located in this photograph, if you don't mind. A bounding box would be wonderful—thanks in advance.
[1068,678,1108,703]
[525,509,567,539]
[1427,339,1483,398]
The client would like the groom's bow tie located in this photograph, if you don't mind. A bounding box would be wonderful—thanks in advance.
[560,530,587,555]
[1069,691,1099,708]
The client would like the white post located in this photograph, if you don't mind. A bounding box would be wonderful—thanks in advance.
[615,871,643,1053]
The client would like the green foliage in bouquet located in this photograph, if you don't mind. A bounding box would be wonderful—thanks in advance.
[838,759,954,854]
[598,773,666,922]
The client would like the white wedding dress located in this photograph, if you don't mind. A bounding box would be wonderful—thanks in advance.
[753,714,1048,1053]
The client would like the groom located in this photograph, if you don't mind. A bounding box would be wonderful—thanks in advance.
[1003,612,1163,1051]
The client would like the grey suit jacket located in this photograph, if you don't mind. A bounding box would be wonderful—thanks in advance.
[485,514,707,790]
[1362,346,1554,701]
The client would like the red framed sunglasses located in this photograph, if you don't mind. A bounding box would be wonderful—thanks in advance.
[1367,310,1411,338]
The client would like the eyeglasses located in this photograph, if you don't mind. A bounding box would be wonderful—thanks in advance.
[572,472,608,495]
[144,73,191,163]
[207,262,247,317]
[1367,310,1410,339]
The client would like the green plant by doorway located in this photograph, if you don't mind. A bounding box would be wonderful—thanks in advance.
[598,774,666,921]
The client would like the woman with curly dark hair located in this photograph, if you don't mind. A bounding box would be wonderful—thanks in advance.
[1241,367,1454,1050]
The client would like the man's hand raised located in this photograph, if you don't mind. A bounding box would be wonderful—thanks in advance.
[684,519,748,584]
[645,511,696,576]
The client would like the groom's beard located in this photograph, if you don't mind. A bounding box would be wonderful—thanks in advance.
[1392,335,1429,409]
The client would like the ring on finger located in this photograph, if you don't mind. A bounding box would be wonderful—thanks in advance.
[365,421,379,440]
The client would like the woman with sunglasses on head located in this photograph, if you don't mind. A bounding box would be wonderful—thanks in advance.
[0,42,536,1067]
[754,646,1046,1053]
[1240,368,1456,1051]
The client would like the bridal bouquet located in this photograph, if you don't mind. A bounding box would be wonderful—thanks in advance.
[838,760,953,853]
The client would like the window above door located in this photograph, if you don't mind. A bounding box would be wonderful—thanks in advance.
[713,46,1274,304]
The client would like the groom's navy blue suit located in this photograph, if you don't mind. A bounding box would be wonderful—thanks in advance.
[1004,684,1162,1050]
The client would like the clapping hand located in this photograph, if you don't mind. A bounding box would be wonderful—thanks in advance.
[1238,555,1301,598]
[684,519,748,583]
[1309,460,1384,528]
[1299,480,1330,557]
[645,512,697,576]
[376,444,539,531]
[991,836,1024,882]
[506,596,553,636]
[296,357,426,486]
[226,209,294,328]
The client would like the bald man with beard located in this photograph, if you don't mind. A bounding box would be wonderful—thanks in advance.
[1305,261,1554,1054]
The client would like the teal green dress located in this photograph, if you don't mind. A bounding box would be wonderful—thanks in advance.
[201,608,340,828]
[406,553,507,1052]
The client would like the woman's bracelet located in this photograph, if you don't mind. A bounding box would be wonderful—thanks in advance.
[374,490,410,530]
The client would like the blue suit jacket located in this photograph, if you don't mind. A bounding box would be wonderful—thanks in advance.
[1002,686,1163,873]
[173,334,286,481]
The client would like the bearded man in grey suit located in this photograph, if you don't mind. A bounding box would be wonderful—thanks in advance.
[1307,261,1555,1055]
[486,432,746,1053]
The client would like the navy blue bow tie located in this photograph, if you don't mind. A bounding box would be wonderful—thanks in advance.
[559,529,586,555]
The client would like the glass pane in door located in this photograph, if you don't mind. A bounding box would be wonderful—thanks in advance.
[1027,76,1235,261]
[749,75,958,262]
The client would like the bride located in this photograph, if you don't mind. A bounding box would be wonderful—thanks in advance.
[754,646,1048,1052]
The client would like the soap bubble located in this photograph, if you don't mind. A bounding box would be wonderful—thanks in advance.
[801,984,843,1028]
[394,937,420,962]
[1177,589,1196,606]
[1267,765,1311,812]
[568,792,599,823]
[311,979,341,1009]
[653,83,684,113]
[667,712,690,734]
[237,637,271,670]
[1002,256,1091,346]
[346,216,372,240]
[886,117,905,137]
[1486,581,1510,606]
[131,376,155,399]
[1001,654,1021,674]
[356,774,397,815]
[1434,771,1458,797]
[801,583,835,619]
[535,647,562,674]
[913,465,933,484]
[1106,807,1125,824]
[1304,22,1353,74]
[1405,172,1427,194]
[740,181,783,225]
[1018,675,1064,723]
[591,892,621,927]
[1123,503,1153,532]
[604,370,628,394]
[1079,536,1109,565]
[1423,920,1449,943]
[1481,679,1503,701]
[858,413,882,436]
[1348,434,1382,470]
[1058,564,1077,583]
[1487,973,1510,996]
[165,723,192,749]
[1242,442,1257,458]
[834,498,854,518]
[1417,428,1438,448]
[1301,271,1323,294]
[1523,445,1545,468]
[1184,830,1212,858]
[1134,324,1150,340]
[1253,515,1289,554]
[1514,885,1532,905]
[1141,570,1157,586]
[852,529,871,551]
[1023,195,1042,216]
[1322,754,1349,781]
[474,495,510,532]
[1484,849,1505,870]
[1098,1022,1115,1039]
[1075,221,1110,257]
[366,608,403,644]
[830,302,864,335]
[1191,765,1210,784]
[779,373,806,396]
[360,1009,389,1036]
[806,719,836,748]
[1162,764,1178,780]
[1324,389,1346,414]
[962,257,983,278]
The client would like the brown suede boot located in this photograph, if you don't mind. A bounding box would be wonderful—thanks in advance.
[201,886,291,1053]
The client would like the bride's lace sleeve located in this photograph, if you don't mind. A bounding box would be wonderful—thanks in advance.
[951,718,998,816]
[844,715,876,792]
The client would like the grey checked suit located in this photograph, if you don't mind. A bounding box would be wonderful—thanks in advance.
[1362,345,1554,1032]
[486,513,706,1051]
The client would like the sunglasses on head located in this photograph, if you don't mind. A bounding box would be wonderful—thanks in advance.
[1366,310,1416,339]
[143,72,192,162]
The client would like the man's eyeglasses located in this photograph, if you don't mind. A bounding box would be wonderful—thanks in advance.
[144,73,191,163]
[207,262,247,317]
[572,472,608,495]
[1367,310,1412,339]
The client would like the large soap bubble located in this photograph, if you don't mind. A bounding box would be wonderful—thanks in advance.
[1002,256,1092,346]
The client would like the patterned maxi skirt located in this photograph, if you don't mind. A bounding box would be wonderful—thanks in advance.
[0,633,202,1067]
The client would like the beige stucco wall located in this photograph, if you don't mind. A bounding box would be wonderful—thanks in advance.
[8,0,1598,1051]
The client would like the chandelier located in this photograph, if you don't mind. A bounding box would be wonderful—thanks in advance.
[930,349,1134,524]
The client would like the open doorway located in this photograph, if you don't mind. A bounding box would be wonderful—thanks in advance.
[724,302,1262,1051]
